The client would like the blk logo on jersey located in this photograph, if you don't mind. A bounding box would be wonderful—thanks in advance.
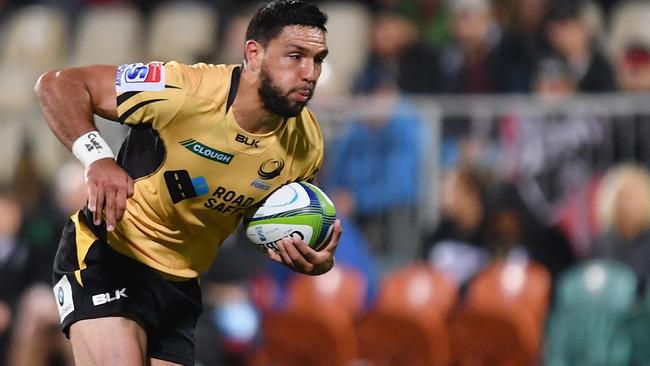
[164,170,209,203]
[116,62,166,92]
[235,133,260,148]
[258,159,285,180]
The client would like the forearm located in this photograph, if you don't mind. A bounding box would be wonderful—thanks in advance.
[35,69,98,150]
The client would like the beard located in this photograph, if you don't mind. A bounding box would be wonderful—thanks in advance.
[258,65,312,118]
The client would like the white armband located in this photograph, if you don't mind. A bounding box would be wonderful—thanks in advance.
[71,131,115,168]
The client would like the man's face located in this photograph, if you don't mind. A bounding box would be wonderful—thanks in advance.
[257,25,328,118]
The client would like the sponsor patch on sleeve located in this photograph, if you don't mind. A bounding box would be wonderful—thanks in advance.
[116,62,166,92]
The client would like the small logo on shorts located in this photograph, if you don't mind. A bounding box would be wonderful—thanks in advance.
[53,276,74,323]
[57,287,64,306]
[92,288,128,306]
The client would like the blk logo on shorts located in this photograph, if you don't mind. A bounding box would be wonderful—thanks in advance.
[92,288,128,306]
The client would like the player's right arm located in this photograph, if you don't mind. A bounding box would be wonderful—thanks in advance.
[35,66,134,231]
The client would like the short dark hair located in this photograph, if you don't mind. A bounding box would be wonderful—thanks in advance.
[546,0,584,23]
[245,0,327,46]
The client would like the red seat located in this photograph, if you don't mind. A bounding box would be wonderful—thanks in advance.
[257,265,365,366]
[450,259,551,366]
[356,263,459,366]
[260,307,357,366]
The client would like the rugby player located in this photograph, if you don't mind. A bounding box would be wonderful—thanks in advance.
[34,1,341,364]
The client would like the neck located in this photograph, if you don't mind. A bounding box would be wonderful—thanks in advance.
[232,68,284,134]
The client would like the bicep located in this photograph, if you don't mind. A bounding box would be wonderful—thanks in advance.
[78,65,119,121]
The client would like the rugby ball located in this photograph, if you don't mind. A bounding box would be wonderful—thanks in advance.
[243,182,336,253]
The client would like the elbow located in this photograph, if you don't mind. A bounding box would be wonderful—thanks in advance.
[34,69,62,100]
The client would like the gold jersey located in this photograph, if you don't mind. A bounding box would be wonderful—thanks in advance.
[95,61,324,279]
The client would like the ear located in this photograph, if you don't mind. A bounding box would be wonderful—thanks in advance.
[244,40,264,73]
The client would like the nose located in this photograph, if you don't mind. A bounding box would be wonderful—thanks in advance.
[300,58,319,83]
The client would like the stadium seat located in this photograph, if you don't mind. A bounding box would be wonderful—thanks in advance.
[545,259,637,366]
[0,5,68,74]
[0,5,67,112]
[449,259,551,366]
[286,264,367,318]
[257,265,365,365]
[217,9,252,64]
[0,4,71,180]
[71,4,142,66]
[464,259,551,327]
[312,2,372,97]
[147,1,218,63]
[449,307,537,366]
[356,263,458,366]
[260,307,358,366]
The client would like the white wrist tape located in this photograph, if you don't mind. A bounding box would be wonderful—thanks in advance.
[71,131,115,168]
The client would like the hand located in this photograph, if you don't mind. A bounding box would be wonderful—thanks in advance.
[85,158,134,231]
[267,219,342,275]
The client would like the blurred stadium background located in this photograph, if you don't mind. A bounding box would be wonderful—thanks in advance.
[2,0,650,365]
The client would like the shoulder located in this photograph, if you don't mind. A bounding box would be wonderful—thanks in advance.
[290,107,324,150]
[165,62,240,103]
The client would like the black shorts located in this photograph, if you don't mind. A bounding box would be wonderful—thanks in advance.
[52,211,202,365]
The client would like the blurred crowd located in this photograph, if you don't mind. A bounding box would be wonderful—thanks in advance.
[2,0,650,365]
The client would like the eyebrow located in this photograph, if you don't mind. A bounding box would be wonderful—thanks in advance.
[287,44,329,58]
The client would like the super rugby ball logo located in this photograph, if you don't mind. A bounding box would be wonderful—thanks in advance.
[116,62,165,92]
[258,159,284,180]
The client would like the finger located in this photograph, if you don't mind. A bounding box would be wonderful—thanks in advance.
[293,240,318,263]
[104,188,117,231]
[94,186,106,226]
[284,238,310,265]
[266,248,283,264]
[115,184,128,222]
[87,181,98,213]
[276,238,294,266]
[126,176,135,198]
[321,219,343,252]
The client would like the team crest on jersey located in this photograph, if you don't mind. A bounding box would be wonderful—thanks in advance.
[115,62,165,92]
[258,159,285,180]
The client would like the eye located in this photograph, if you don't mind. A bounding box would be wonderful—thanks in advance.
[315,56,325,64]
[289,53,302,60]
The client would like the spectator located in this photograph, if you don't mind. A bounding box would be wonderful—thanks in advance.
[544,0,616,92]
[483,182,576,281]
[498,0,551,92]
[591,164,650,292]
[325,71,431,268]
[438,0,519,93]
[615,43,650,92]
[533,56,579,102]
[0,187,58,366]
[421,166,492,285]
[375,0,451,49]
[354,11,445,95]
[6,162,85,366]
[195,229,267,366]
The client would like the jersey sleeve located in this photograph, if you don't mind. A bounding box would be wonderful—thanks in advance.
[115,62,188,130]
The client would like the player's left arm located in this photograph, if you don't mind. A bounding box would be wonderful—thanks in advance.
[267,218,341,275]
